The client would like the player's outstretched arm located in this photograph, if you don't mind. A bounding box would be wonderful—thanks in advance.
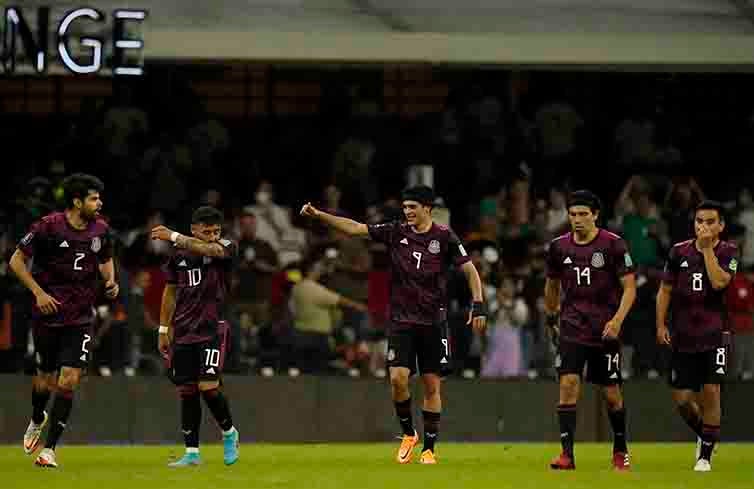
[98,258,119,299]
[299,202,368,237]
[543,277,561,344]
[655,282,673,345]
[461,261,486,333]
[603,273,637,340]
[150,225,228,257]
[158,284,177,358]
[9,249,60,315]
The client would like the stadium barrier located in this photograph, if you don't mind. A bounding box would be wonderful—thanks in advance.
[1,375,752,444]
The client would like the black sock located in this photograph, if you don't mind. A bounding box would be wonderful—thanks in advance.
[700,424,720,461]
[32,387,51,424]
[557,404,577,458]
[678,403,703,438]
[422,410,440,453]
[201,388,234,432]
[608,408,628,453]
[179,385,201,449]
[44,389,73,450]
[394,398,414,436]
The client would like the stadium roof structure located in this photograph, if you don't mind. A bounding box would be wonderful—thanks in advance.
[10,0,754,69]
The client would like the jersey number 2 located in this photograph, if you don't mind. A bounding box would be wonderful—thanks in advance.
[73,252,85,270]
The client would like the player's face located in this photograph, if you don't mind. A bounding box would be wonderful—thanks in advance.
[77,191,102,221]
[403,200,430,227]
[191,223,222,243]
[694,209,724,238]
[568,205,597,233]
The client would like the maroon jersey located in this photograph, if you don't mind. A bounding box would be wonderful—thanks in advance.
[17,212,113,327]
[662,239,738,352]
[546,229,635,346]
[368,221,471,328]
[165,238,237,344]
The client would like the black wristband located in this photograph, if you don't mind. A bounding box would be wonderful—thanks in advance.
[471,301,486,317]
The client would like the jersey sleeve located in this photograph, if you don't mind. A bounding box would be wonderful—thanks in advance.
[97,228,115,261]
[612,238,636,277]
[718,244,739,277]
[367,221,395,245]
[661,245,680,284]
[16,219,48,258]
[545,239,563,279]
[447,228,471,267]
[163,254,178,285]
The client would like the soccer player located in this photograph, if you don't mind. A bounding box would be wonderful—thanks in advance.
[150,206,240,467]
[9,173,119,468]
[543,190,636,471]
[656,200,737,472]
[300,185,486,464]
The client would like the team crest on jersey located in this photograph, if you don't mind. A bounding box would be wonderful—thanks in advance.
[591,252,605,268]
[203,256,212,265]
[90,236,101,252]
[428,240,441,254]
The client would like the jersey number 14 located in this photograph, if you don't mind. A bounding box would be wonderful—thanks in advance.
[573,266,591,286]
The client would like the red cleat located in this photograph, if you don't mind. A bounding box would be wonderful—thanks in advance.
[612,452,631,471]
[550,452,575,470]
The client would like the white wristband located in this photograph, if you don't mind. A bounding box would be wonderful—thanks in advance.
[169,232,179,243]
[158,325,169,334]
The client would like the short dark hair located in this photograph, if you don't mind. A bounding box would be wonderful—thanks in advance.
[695,200,725,222]
[61,173,104,209]
[191,206,223,225]
[401,185,436,207]
[567,189,602,214]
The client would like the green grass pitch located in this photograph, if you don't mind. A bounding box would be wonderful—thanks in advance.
[2,443,753,489]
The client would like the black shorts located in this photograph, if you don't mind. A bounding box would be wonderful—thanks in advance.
[168,321,229,385]
[670,347,728,391]
[556,340,622,386]
[387,322,450,376]
[33,323,93,373]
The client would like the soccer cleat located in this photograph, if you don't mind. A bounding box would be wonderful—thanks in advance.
[34,448,57,468]
[168,452,201,467]
[396,430,419,464]
[612,452,631,471]
[419,449,437,464]
[24,411,48,455]
[694,458,711,472]
[223,428,239,466]
[550,452,576,470]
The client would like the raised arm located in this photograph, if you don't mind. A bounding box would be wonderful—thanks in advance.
[150,225,229,257]
[300,202,369,237]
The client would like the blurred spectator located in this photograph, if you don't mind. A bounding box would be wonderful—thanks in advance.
[235,210,279,340]
[664,177,705,244]
[727,266,754,381]
[481,276,529,378]
[248,181,306,265]
[736,188,754,267]
[290,257,367,374]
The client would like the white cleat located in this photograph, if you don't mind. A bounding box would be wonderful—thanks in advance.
[23,412,48,455]
[694,458,711,472]
[35,448,58,468]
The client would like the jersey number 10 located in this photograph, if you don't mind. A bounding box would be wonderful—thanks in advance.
[188,268,202,287]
